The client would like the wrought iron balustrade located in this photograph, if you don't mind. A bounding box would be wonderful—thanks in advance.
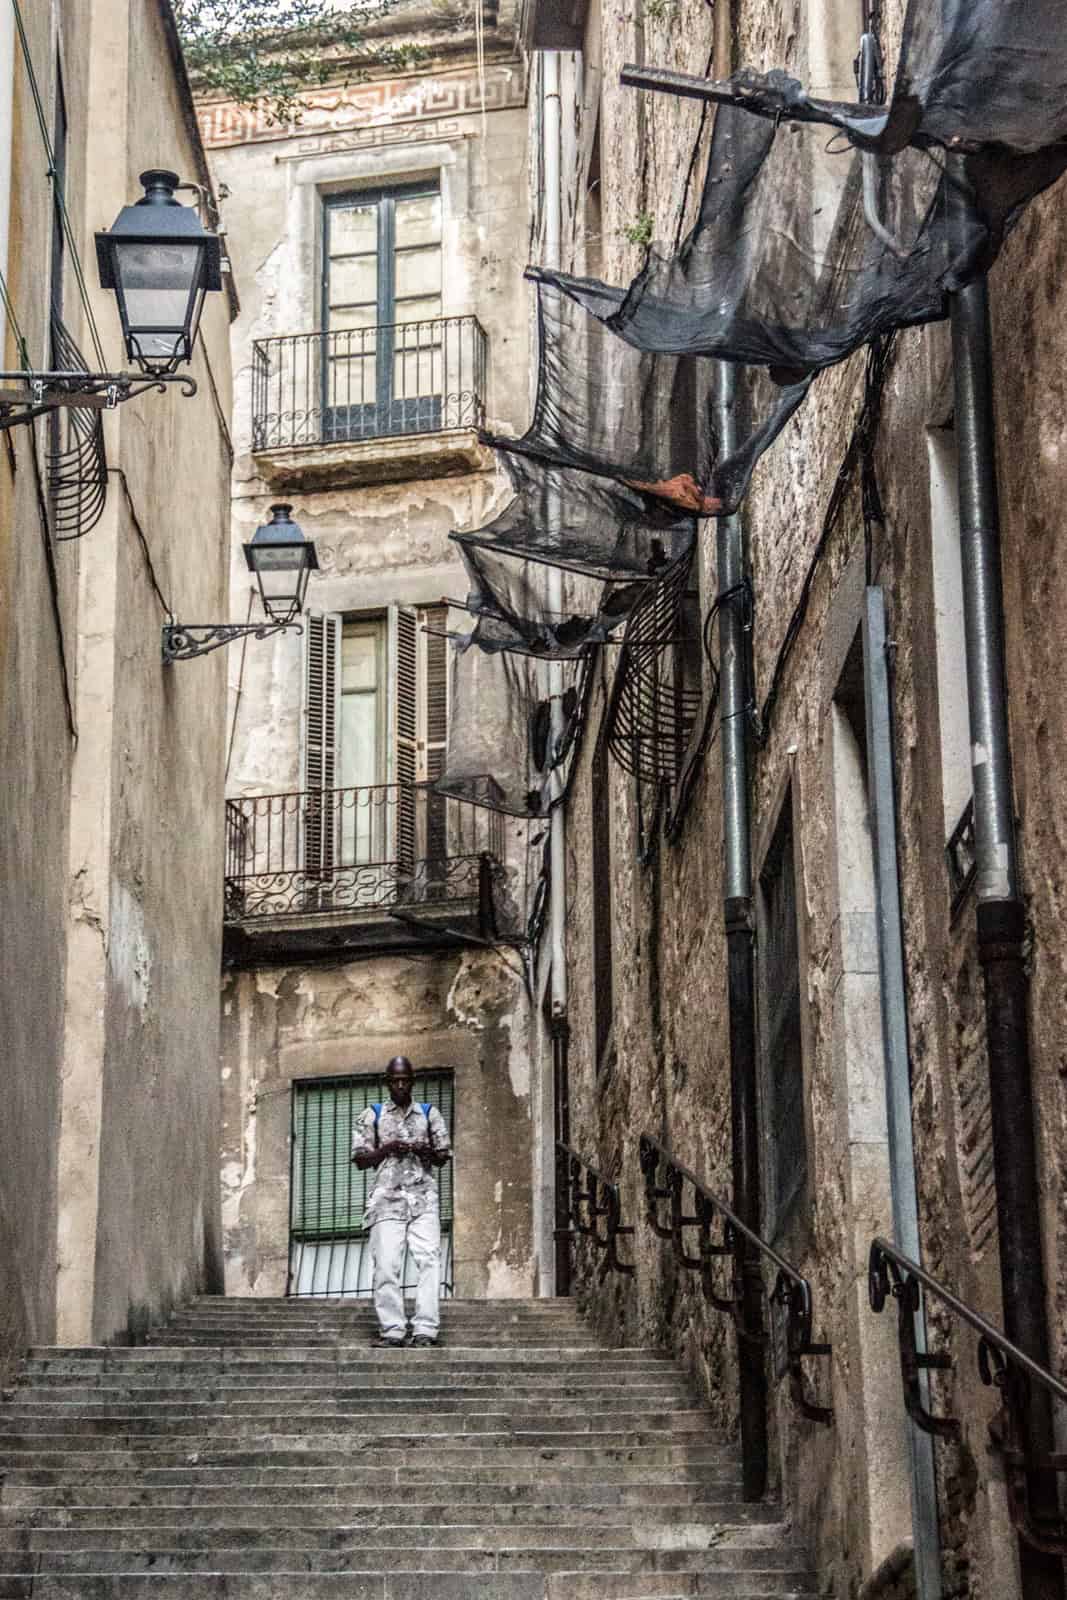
[868,1237,1067,1553]
[251,316,487,452]
[639,1133,832,1424]
[555,1142,634,1277]
[224,780,504,923]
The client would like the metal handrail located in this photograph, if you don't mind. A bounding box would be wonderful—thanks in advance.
[639,1132,832,1423]
[555,1142,634,1277]
[868,1237,1067,1553]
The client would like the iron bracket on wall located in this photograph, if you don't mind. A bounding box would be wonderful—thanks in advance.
[556,1142,635,1277]
[869,1238,1067,1554]
[639,1133,833,1424]
[162,617,302,663]
[0,370,196,431]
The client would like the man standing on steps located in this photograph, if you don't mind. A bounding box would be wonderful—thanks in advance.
[351,1057,452,1348]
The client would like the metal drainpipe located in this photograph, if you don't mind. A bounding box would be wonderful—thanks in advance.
[715,360,768,1501]
[952,274,1064,1600]
[542,49,572,1298]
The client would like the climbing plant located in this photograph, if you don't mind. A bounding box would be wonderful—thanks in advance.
[174,0,416,125]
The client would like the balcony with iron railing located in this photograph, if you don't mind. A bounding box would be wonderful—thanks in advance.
[223,779,506,964]
[249,316,490,489]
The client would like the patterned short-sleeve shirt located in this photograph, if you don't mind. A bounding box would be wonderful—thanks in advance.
[351,1098,451,1227]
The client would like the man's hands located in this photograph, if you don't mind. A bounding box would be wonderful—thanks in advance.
[353,1137,438,1168]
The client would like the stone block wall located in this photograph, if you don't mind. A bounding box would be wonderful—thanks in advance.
[545,0,1067,1594]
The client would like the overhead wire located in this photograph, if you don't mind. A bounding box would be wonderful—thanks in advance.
[11,0,108,370]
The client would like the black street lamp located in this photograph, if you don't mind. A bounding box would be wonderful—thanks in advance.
[162,505,319,664]
[95,170,223,376]
[244,504,319,623]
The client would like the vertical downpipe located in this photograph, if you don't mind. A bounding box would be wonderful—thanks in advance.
[952,274,1064,1600]
[542,49,572,1297]
[715,361,768,1501]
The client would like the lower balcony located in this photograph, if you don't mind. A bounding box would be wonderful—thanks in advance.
[223,781,506,966]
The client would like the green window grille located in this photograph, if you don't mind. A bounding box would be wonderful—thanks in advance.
[288,1069,454,1298]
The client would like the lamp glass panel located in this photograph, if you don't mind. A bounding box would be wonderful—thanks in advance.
[113,239,202,358]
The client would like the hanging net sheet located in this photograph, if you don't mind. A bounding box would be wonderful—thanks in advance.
[434,638,592,818]
[446,278,807,666]
[538,0,1067,393]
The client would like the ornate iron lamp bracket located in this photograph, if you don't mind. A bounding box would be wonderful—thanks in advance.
[162,617,302,663]
[0,370,196,431]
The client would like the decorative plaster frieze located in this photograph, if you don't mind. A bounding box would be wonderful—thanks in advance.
[199,61,527,149]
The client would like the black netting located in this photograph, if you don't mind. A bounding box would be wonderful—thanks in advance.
[541,1,1067,391]
[434,637,592,818]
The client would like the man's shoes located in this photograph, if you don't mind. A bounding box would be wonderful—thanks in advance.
[409,1334,437,1347]
[371,1333,407,1348]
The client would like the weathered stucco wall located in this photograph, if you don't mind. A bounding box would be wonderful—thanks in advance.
[219,950,535,1298]
[53,0,231,1349]
[0,0,231,1375]
[549,0,1067,1595]
[0,0,85,1383]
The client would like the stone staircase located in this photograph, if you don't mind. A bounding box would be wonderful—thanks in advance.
[0,1297,815,1599]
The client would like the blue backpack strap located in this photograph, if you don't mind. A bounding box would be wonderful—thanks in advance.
[371,1103,382,1147]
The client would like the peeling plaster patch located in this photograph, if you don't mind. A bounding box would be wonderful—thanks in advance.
[108,883,152,1013]
[494,1180,503,1203]
[221,1067,232,1081]
[485,1252,532,1297]
[254,971,282,999]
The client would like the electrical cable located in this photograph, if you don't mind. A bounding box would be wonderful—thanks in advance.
[12,0,107,369]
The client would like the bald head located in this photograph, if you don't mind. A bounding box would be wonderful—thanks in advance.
[386,1055,415,1107]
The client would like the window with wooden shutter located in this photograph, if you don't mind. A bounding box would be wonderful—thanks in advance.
[420,605,449,866]
[389,604,419,872]
[302,613,342,885]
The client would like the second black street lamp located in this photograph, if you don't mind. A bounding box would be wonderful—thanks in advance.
[162,505,319,663]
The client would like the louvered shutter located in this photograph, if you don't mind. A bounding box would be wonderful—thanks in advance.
[389,604,419,872]
[421,605,450,865]
[302,613,342,884]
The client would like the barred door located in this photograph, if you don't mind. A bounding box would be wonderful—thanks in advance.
[287,1070,454,1298]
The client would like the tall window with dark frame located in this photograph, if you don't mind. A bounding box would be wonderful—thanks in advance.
[591,724,614,1070]
[321,183,442,441]
[759,795,806,1229]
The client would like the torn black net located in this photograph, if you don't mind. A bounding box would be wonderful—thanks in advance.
[434,637,592,819]
[541,0,1067,388]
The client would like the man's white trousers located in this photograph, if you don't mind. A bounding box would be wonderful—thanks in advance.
[370,1209,441,1340]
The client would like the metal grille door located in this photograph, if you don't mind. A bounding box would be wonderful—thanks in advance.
[287,1070,454,1298]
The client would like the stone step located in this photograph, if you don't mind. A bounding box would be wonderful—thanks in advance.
[0,1547,814,1575]
[1,1470,738,1493]
[0,1413,717,1438]
[0,1439,735,1469]
[10,1375,684,1396]
[0,1504,779,1531]
[24,1349,666,1367]
[0,1484,755,1511]
[0,1576,818,1599]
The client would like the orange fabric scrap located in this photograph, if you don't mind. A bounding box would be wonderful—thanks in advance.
[623,472,722,516]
